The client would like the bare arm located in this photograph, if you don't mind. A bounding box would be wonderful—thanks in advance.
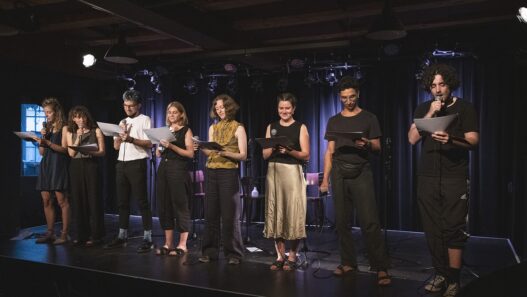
[408,123,422,145]
[90,128,106,157]
[431,131,479,150]
[320,140,335,193]
[262,125,273,160]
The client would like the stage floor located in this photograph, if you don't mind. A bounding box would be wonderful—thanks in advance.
[0,215,520,297]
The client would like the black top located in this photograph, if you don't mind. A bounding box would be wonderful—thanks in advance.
[160,126,191,169]
[414,98,478,177]
[324,110,382,164]
[36,128,69,191]
[268,121,303,165]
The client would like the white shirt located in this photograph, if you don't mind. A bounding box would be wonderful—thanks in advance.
[115,114,151,161]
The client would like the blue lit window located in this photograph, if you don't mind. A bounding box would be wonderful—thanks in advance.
[21,104,45,176]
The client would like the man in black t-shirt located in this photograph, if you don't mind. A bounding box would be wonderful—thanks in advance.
[408,64,479,297]
[320,76,391,286]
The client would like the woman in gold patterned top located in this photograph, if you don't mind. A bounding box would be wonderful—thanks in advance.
[196,94,247,265]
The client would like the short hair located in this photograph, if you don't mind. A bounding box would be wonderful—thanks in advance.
[336,76,360,93]
[421,63,460,92]
[209,94,240,120]
[165,101,189,126]
[122,89,142,104]
[41,97,66,129]
[277,92,297,109]
[67,105,97,133]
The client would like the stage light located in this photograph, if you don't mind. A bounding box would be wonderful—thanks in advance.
[325,71,338,86]
[517,7,527,23]
[365,0,406,41]
[207,77,218,93]
[104,33,138,64]
[183,79,198,95]
[224,63,237,73]
[82,54,96,68]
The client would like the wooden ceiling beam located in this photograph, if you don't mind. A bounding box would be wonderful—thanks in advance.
[76,0,226,49]
[191,0,285,11]
[235,0,489,31]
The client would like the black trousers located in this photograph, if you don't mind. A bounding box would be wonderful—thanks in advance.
[70,158,105,241]
[202,168,244,260]
[115,158,152,231]
[331,162,389,271]
[417,176,469,276]
[156,159,191,232]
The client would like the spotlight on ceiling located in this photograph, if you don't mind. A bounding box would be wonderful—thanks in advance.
[82,54,96,68]
[325,71,338,86]
[183,79,198,95]
[224,63,237,73]
[290,58,305,69]
[517,7,527,23]
[104,33,138,64]
[207,77,218,93]
[365,0,407,41]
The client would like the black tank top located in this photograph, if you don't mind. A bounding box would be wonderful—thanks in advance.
[161,126,191,169]
[268,121,302,165]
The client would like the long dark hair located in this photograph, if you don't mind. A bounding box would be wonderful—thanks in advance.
[67,105,97,133]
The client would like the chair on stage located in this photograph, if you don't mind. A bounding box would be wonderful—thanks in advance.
[305,172,331,231]
[190,170,205,238]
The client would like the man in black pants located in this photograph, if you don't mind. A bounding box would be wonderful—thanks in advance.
[104,90,154,253]
[320,76,391,286]
[408,63,479,297]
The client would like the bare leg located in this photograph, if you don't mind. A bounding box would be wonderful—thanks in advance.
[448,248,462,269]
[41,191,55,233]
[165,229,174,248]
[177,232,189,252]
[55,191,70,236]
[274,238,286,260]
[288,239,300,261]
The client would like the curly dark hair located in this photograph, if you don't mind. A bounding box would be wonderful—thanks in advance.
[421,63,460,92]
[67,105,97,133]
[336,76,360,93]
[209,94,240,120]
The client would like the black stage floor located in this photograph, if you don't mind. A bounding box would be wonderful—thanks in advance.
[0,215,521,297]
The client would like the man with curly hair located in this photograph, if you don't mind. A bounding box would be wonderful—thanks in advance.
[408,63,479,297]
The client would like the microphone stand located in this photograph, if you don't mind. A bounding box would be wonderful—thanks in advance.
[190,150,199,240]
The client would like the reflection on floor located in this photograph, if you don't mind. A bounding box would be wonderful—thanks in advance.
[0,214,519,297]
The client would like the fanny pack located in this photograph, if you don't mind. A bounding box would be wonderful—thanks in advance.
[334,161,365,179]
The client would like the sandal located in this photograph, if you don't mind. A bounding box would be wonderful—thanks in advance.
[282,259,298,271]
[333,265,355,276]
[156,245,171,256]
[377,270,392,286]
[270,260,285,271]
[174,247,187,255]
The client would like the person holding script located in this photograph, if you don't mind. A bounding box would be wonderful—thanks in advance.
[261,93,310,271]
[408,64,479,297]
[65,106,106,247]
[196,94,247,265]
[320,76,391,285]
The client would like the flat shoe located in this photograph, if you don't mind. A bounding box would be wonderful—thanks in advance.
[333,265,355,276]
[175,247,187,255]
[156,245,171,256]
[270,260,285,271]
[377,271,392,286]
[283,259,297,271]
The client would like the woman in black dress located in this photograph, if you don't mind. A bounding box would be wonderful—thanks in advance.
[33,97,70,244]
[66,105,106,247]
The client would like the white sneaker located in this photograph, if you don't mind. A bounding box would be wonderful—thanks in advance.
[425,274,446,292]
[442,282,459,297]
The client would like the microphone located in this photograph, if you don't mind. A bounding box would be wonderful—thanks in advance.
[192,135,199,162]
[43,121,52,139]
[270,129,277,137]
[432,95,445,117]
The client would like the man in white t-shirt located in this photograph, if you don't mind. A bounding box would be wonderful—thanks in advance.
[104,90,154,253]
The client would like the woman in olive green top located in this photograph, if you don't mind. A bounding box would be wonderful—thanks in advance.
[197,94,247,265]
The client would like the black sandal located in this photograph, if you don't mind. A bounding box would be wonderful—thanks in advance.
[377,270,392,286]
[270,260,285,271]
[283,260,298,271]
[333,265,355,276]
[156,245,170,256]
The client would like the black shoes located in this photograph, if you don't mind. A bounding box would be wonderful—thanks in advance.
[228,258,241,265]
[136,240,154,253]
[103,237,127,249]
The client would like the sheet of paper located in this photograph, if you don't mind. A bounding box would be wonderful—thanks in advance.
[414,114,457,134]
[255,136,293,149]
[13,131,38,141]
[192,137,224,151]
[97,121,122,137]
[68,143,98,153]
[144,126,176,145]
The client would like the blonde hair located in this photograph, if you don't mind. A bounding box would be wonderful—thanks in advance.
[165,101,188,126]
